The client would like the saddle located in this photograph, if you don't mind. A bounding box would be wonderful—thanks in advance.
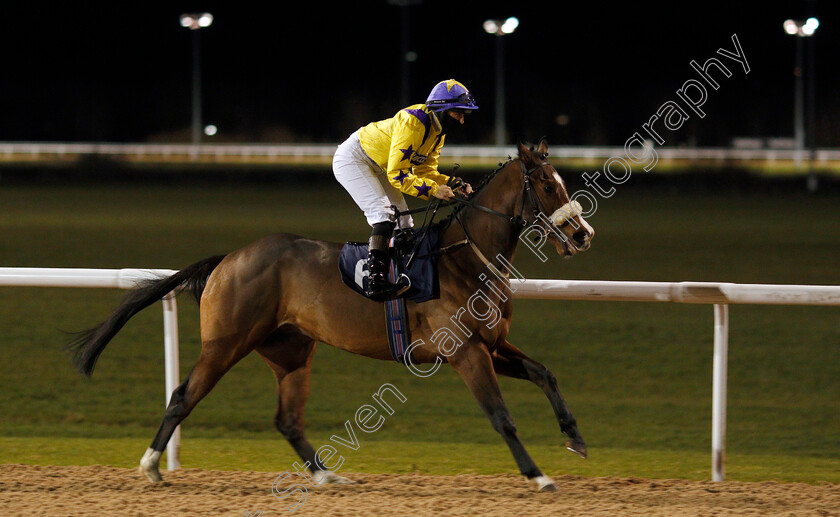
[338,225,441,303]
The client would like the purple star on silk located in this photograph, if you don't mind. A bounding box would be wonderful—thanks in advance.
[414,181,432,197]
[399,144,414,162]
[393,170,409,185]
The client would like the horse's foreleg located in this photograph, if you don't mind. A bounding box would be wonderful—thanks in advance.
[257,328,354,486]
[492,340,587,458]
[449,343,558,492]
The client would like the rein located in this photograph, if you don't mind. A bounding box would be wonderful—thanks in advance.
[395,160,545,226]
[395,158,582,270]
[447,160,550,269]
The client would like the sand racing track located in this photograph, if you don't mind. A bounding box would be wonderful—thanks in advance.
[1,465,838,516]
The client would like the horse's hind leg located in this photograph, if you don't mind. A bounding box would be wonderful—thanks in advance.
[139,333,257,482]
[449,343,558,492]
[492,340,587,458]
[257,325,354,485]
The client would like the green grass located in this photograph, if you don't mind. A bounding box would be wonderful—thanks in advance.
[1,182,839,483]
[2,436,838,484]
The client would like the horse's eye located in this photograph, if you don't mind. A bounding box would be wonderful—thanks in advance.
[543,184,554,194]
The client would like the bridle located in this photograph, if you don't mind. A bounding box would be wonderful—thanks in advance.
[454,158,585,242]
[518,160,554,228]
[444,160,554,227]
[397,158,587,270]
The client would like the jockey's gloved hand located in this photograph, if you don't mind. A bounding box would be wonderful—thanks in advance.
[447,176,473,197]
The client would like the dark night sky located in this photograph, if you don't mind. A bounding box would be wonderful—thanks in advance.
[1,1,838,146]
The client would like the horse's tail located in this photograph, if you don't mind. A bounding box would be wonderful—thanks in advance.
[67,255,226,377]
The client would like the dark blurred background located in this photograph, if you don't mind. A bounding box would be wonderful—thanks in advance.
[1,1,836,147]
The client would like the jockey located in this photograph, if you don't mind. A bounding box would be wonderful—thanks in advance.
[334,79,478,300]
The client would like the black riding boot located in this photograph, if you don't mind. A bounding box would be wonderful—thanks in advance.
[366,222,401,300]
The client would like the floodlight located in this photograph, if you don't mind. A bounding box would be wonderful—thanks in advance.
[180,12,213,30]
[501,17,519,34]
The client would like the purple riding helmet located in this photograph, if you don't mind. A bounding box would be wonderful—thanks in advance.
[425,79,479,113]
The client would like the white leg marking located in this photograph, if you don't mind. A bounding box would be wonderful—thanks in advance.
[139,448,163,482]
[531,475,558,492]
[312,470,356,485]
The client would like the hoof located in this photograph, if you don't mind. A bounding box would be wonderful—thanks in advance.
[312,470,356,485]
[139,448,163,483]
[566,439,588,459]
[531,475,558,492]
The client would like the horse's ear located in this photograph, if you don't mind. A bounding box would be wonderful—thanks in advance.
[520,142,540,168]
[516,140,532,161]
[537,137,549,158]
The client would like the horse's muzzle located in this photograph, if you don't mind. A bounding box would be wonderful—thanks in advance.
[552,225,593,258]
[572,230,592,251]
[548,202,594,257]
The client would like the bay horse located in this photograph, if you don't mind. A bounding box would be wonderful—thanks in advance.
[69,139,594,492]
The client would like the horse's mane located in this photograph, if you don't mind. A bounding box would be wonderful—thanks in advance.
[452,138,548,212]
[446,156,516,220]
[431,139,549,230]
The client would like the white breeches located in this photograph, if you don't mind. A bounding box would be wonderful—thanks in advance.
[333,131,414,228]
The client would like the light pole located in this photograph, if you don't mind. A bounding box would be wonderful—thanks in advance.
[180,13,213,147]
[484,17,519,147]
[783,17,819,191]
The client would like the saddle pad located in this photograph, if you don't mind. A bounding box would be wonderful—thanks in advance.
[338,226,440,303]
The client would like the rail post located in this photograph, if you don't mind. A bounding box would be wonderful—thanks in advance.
[162,292,181,470]
[711,303,729,481]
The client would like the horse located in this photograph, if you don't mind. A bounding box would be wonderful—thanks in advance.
[68,139,595,492]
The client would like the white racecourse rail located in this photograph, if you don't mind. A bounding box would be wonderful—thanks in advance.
[2,268,840,481]
[0,268,181,471]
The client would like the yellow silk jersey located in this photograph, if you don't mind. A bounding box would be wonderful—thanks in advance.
[358,104,450,199]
